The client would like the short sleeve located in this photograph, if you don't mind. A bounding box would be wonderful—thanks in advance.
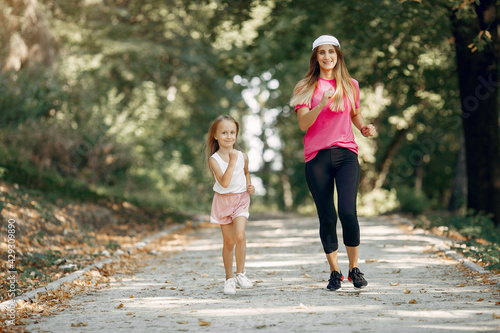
[294,104,308,113]
[354,79,360,109]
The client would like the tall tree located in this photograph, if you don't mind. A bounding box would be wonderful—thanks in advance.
[451,0,500,224]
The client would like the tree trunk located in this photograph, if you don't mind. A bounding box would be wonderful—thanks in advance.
[448,134,467,213]
[451,0,500,225]
[281,171,293,212]
[371,127,408,190]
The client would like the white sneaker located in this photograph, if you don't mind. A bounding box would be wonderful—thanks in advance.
[235,272,253,289]
[224,278,236,295]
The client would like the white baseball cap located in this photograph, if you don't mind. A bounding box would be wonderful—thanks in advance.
[312,35,340,50]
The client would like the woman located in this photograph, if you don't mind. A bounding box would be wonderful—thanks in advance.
[290,35,376,291]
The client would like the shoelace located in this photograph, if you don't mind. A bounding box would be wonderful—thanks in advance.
[329,271,342,282]
[349,269,365,282]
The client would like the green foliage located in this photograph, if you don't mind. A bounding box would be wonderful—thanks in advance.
[0,69,61,126]
[396,186,431,215]
[105,241,121,251]
[20,250,63,270]
[0,0,492,220]
[1,0,245,210]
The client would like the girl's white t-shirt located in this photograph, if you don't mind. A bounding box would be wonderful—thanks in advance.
[211,151,247,194]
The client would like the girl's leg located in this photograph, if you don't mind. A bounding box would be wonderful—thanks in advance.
[220,223,235,279]
[233,216,247,273]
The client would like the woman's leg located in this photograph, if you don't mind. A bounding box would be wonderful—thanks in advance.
[305,150,340,271]
[233,216,247,274]
[220,223,235,279]
[333,149,361,269]
[346,246,359,271]
[325,251,340,272]
[305,150,338,255]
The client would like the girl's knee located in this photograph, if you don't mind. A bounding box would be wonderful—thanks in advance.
[235,232,246,244]
[223,239,235,250]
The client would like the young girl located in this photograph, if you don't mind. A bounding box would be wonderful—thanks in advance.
[206,115,255,295]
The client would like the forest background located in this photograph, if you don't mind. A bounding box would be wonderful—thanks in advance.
[1,0,500,283]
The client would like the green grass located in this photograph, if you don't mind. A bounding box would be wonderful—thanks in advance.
[416,212,500,271]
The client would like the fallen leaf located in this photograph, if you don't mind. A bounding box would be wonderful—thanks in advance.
[126,312,133,316]
[458,284,466,287]
[178,321,188,324]
[129,295,135,298]
[71,322,88,327]
[304,274,312,278]
[298,303,307,309]
[390,283,399,286]
[493,313,500,319]
[477,298,484,302]
[365,259,378,263]
[404,289,411,294]
[409,299,417,304]
[256,325,267,329]
[116,304,124,309]
[199,320,211,326]
[378,313,384,316]
[392,269,401,274]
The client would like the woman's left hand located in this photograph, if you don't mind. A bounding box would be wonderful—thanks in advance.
[361,124,376,137]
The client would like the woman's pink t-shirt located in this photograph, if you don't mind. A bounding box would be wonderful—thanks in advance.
[295,78,360,162]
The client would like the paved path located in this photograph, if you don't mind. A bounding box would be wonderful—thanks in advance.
[26,216,499,332]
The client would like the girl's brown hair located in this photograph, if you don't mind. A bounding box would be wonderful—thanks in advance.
[205,115,239,177]
[290,45,358,115]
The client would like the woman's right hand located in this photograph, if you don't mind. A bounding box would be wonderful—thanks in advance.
[320,89,334,106]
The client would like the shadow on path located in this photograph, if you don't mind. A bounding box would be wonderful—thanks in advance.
[27,216,499,333]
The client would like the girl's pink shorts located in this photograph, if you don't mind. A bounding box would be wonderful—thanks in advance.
[210,192,250,225]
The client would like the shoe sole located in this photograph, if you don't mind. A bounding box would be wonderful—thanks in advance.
[327,287,342,291]
[224,291,236,295]
[352,286,367,290]
[348,277,367,290]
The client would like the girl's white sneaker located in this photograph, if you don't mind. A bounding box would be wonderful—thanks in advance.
[224,278,236,295]
[235,272,253,289]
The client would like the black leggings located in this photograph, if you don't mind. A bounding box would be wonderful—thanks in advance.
[305,147,360,254]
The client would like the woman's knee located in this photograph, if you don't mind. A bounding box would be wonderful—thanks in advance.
[338,209,357,223]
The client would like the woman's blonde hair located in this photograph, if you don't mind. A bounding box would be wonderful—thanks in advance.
[290,45,358,114]
[205,115,239,179]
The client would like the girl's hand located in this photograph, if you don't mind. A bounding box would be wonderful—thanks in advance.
[247,184,255,195]
[361,124,376,137]
[229,149,238,161]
